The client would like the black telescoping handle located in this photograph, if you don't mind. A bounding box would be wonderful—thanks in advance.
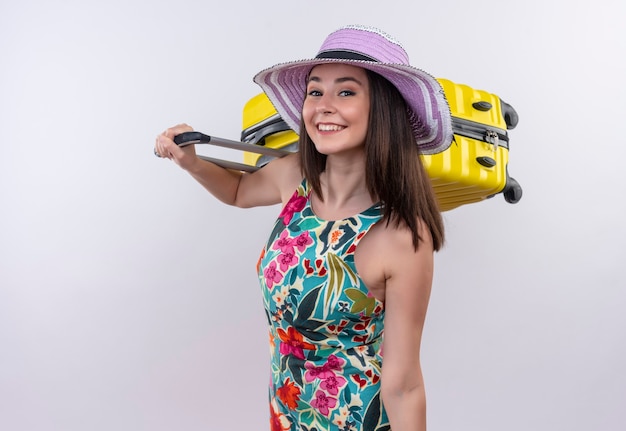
[173,131,212,146]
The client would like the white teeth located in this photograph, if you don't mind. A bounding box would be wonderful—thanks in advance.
[318,124,344,131]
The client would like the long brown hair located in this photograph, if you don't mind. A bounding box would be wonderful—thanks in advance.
[300,69,445,251]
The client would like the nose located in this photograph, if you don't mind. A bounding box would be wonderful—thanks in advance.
[315,93,335,114]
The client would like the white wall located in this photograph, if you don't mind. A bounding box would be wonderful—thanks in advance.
[1,0,624,430]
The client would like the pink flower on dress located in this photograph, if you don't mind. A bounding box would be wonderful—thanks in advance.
[326,354,344,371]
[273,230,295,253]
[277,250,298,272]
[264,261,283,290]
[311,390,337,416]
[278,192,307,225]
[304,362,334,382]
[304,355,345,382]
[320,375,347,395]
[278,253,298,272]
[294,231,313,252]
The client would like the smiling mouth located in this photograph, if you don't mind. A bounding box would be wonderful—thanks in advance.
[317,124,345,131]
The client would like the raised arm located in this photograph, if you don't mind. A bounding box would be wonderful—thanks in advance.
[379,221,435,431]
[155,124,301,208]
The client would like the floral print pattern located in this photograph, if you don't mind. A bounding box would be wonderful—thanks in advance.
[259,181,390,431]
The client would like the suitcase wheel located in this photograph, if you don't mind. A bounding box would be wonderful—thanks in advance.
[500,100,519,130]
[502,176,523,204]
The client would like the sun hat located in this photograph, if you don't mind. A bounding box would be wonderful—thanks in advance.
[253,24,453,155]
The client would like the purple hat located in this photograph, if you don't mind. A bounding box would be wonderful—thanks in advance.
[253,25,453,155]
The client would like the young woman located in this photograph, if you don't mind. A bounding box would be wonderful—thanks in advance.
[155,25,452,431]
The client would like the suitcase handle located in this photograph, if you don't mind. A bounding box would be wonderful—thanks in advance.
[173,131,291,158]
[243,120,293,145]
[166,131,291,172]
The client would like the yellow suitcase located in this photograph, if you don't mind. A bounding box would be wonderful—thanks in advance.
[239,78,522,211]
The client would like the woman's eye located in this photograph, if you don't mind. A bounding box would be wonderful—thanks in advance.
[307,90,322,97]
[339,90,355,96]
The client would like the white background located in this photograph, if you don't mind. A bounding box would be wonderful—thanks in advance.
[1,0,624,430]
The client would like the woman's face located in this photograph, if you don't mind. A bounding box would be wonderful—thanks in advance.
[302,63,370,157]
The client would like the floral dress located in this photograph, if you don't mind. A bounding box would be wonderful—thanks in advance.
[258,180,390,431]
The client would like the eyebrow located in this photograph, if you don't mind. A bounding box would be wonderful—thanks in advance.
[307,76,365,86]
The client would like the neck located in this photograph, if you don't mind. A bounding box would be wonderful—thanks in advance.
[312,153,375,219]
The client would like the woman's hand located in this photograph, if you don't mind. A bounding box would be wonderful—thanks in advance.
[154,123,201,172]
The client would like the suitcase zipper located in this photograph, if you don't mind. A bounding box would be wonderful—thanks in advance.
[485,130,500,152]
[451,117,509,151]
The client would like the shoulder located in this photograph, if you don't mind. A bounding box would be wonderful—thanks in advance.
[273,153,302,204]
[376,218,434,307]
[264,152,303,203]
[356,217,434,303]
[373,217,434,281]
[235,152,301,208]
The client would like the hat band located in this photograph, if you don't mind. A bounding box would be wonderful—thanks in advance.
[316,50,377,62]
